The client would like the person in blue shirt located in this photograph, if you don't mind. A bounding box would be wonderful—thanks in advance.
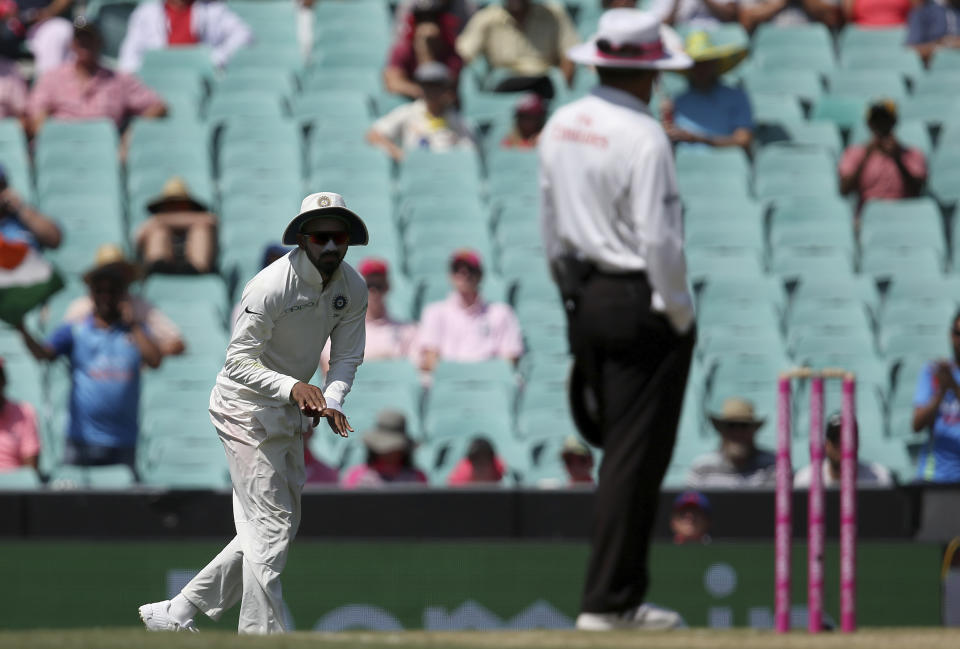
[905,0,960,66]
[17,245,161,469]
[912,311,960,484]
[663,31,753,154]
[0,164,61,250]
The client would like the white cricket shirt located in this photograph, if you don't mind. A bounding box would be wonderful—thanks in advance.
[213,249,367,415]
[538,85,695,333]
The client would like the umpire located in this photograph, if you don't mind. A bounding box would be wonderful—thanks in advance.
[538,9,696,631]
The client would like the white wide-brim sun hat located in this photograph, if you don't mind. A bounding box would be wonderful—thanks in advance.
[282,192,369,246]
[568,8,692,71]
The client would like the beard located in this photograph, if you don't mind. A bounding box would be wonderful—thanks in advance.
[313,251,343,276]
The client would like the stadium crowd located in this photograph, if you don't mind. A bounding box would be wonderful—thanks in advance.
[0,0,957,491]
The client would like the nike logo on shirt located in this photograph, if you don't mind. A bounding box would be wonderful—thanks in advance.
[244,307,262,316]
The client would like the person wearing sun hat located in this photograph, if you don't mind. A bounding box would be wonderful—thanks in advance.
[664,30,753,153]
[687,397,778,488]
[417,248,523,372]
[140,192,370,635]
[341,410,427,487]
[539,8,694,631]
[16,243,162,472]
[136,176,218,275]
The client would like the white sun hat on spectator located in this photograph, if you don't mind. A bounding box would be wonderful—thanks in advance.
[567,9,692,71]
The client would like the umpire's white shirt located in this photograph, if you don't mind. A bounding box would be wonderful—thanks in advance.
[212,248,366,428]
[538,85,694,333]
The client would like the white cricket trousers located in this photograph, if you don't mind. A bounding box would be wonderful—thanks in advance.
[180,396,307,634]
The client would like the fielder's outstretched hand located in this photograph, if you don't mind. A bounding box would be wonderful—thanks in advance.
[321,409,353,438]
[291,381,326,426]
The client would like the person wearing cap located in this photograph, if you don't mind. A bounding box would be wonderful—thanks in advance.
[63,245,186,358]
[27,19,167,136]
[417,249,523,372]
[0,359,40,473]
[910,310,960,484]
[0,164,61,251]
[561,434,594,484]
[367,62,475,161]
[447,436,507,485]
[662,31,753,153]
[670,491,711,544]
[906,0,960,65]
[687,397,778,488]
[648,0,737,28]
[139,192,369,635]
[456,0,579,97]
[538,8,695,631]
[794,413,892,488]
[118,0,253,73]
[500,92,548,149]
[341,410,427,487]
[395,0,476,37]
[135,176,218,275]
[384,0,464,100]
[839,99,927,216]
[16,244,162,469]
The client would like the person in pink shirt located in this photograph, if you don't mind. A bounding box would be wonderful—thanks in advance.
[844,0,915,26]
[0,359,40,472]
[417,249,524,371]
[447,436,506,485]
[341,410,427,488]
[839,99,927,216]
[27,19,167,135]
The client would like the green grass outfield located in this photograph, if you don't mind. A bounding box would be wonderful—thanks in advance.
[0,629,955,649]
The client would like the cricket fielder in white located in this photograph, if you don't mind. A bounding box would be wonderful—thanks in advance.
[139,192,369,634]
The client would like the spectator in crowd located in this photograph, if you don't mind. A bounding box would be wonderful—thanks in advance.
[838,99,926,216]
[500,92,548,149]
[396,0,475,36]
[0,0,74,72]
[602,0,639,7]
[320,257,418,372]
[302,427,339,485]
[664,31,753,153]
[687,397,777,488]
[455,0,579,97]
[135,176,217,275]
[912,311,960,484]
[367,62,474,161]
[906,0,960,67]
[448,436,506,485]
[649,0,738,28]
[0,59,27,125]
[63,245,185,359]
[795,413,893,488]
[844,0,912,26]
[417,249,524,371]
[28,20,167,135]
[670,491,711,544]
[16,244,161,470]
[0,359,39,472]
[561,434,594,485]
[385,0,464,99]
[118,0,254,73]
[297,0,315,62]
[0,165,61,250]
[738,0,842,31]
[341,410,427,487]
[229,243,289,329]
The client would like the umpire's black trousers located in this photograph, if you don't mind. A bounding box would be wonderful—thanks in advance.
[570,272,695,614]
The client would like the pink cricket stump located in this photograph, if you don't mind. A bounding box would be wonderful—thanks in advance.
[840,376,858,632]
[807,377,825,633]
[775,376,793,633]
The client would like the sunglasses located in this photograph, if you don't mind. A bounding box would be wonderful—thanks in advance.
[304,231,349,246]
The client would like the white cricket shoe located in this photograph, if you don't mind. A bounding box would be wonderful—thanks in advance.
[138,600,199,633]
[576,603,685,631]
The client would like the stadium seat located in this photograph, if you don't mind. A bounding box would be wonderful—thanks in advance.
[811,95,868,130]
[848,119,932,156]
[228,44,303,73]
[140,46,215,83]
[748,93,805,125]
[913,69,960,98]
[0,467,41,490]
[757,120,842,157]
[205,91,288,124]
[755,168,838,201]
[859,198,945,258]
[48,465,136,490]
[0,119,32,198]
[838,26,906,57]
[217,68,298,100]
[932,151,960,209]
[880,326,944,360]
[825,70,906,103]
[861,246,944,280]
[840,48,923,80]
[770,246,854,281]
[930,47,960,72]
[741,68,822,105]
[899,96,960,127]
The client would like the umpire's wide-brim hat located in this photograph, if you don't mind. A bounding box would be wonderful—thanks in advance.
[282,192,369,246]
[567,9,692,71]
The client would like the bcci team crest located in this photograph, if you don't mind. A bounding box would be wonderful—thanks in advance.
[318,195,332,208]
[332,293,348,311]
